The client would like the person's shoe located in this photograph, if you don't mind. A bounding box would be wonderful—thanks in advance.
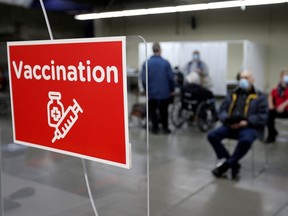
[264,136,276,144]
[212,159,230,178]
[151,128,159,134]
[231,163,241,180]
[265,130,278,144]
[163,129,171,134]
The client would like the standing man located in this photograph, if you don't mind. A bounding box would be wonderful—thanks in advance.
[266,69,288,143]
[141,42,175,134]
[184,50,211,88]
[207,70,268,180]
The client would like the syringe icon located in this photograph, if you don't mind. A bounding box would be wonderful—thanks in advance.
[52,99,83,143]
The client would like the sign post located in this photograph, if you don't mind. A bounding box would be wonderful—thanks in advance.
[7,37,131,169]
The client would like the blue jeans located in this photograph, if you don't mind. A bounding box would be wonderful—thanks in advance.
[207,125,258,165]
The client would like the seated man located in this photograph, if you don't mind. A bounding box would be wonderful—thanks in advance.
[266,69,288,143]
[207,70,268,180]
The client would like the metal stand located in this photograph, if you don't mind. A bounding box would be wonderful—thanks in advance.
[251,141,269,178]
[0,125,3,216]
[81,159,99,216]
[39,1,99,215]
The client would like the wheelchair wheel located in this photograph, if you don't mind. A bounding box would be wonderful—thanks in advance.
[170,100,188,129]
[196,101,217,132]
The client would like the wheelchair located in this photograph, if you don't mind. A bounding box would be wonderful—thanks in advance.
[170,88,218,132]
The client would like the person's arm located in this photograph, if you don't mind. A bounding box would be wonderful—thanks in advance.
[218,95,231,123]
[201,61,209,77]
[232,95,269,129]
[268,90,275,110]
[228,118,249,129]
[141,63,147,91]
[247,95,269,127]
[184,62,191,76]
[276,99,288,113]
[167,62,175,94]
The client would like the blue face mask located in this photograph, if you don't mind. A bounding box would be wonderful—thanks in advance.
[239,78,250,90]
[193,54,199,61]
[283,75,288,84]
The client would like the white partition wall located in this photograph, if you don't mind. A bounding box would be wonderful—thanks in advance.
[243,41,267,92]
[139,40,267,96]
[139,41,228,96]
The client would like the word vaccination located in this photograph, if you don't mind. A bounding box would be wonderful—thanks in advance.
[12,60,120,83]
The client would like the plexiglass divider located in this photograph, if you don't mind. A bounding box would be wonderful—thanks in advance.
[0,124,3,216]
[0,2,149,216]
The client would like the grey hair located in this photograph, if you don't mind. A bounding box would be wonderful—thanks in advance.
[152,42,161,53]
[186,72,200,84]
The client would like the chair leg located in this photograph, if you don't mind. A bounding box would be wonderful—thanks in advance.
[219,139,269,179]
[252,141,269,179]
[264,143,269,169]
[251,144,255,178]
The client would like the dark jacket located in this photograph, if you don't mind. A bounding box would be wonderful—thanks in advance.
[141,55,175,100]
[218,86,268,138]
[182,83,214,102]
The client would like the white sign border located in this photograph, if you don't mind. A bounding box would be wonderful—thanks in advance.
[7,36,131,169]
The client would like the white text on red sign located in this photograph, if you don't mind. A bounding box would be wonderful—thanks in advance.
[12,60,119,83]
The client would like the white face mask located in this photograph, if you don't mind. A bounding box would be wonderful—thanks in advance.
[283,75,288,84]
[239,78,250,90]
[192,54,199,61]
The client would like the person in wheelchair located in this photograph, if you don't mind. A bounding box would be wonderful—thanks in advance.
[181,71,214,108]
[170,72,217,131]
[207,70,268,180]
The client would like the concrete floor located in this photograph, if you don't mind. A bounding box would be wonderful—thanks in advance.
[1,93,288,216]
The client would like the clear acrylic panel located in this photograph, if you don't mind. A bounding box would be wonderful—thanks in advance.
[0,35,148,216]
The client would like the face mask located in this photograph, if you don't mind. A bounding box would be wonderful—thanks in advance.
[283,75,288,84]
[193,54,199,60]
[239,78,250,90]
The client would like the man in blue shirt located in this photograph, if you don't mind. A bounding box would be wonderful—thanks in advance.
[141,42,175,134]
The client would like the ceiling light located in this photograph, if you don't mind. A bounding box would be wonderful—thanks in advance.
[244,0,286,6]
[75,0,288,20]
[208,1,244,9]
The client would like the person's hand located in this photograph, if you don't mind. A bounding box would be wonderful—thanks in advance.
[229,123,240,129]
[139,90,146,96]
[196,69,204,76]
[268,104,275,110]
[276,100,288,113]
[238,120,248,128]
[170,91,176,96]
[229,120,248,129]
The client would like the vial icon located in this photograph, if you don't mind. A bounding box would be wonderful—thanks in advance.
[47,91,64,127]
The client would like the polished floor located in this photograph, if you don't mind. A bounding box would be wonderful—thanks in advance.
[1,93,288,216]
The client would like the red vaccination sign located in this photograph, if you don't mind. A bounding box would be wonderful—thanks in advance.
[8,37,131,169]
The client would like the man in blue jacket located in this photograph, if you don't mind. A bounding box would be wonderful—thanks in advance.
[207,70,268,180]
[141,42,175,134]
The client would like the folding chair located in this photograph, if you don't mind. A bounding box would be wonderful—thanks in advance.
[224,138,269,179]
